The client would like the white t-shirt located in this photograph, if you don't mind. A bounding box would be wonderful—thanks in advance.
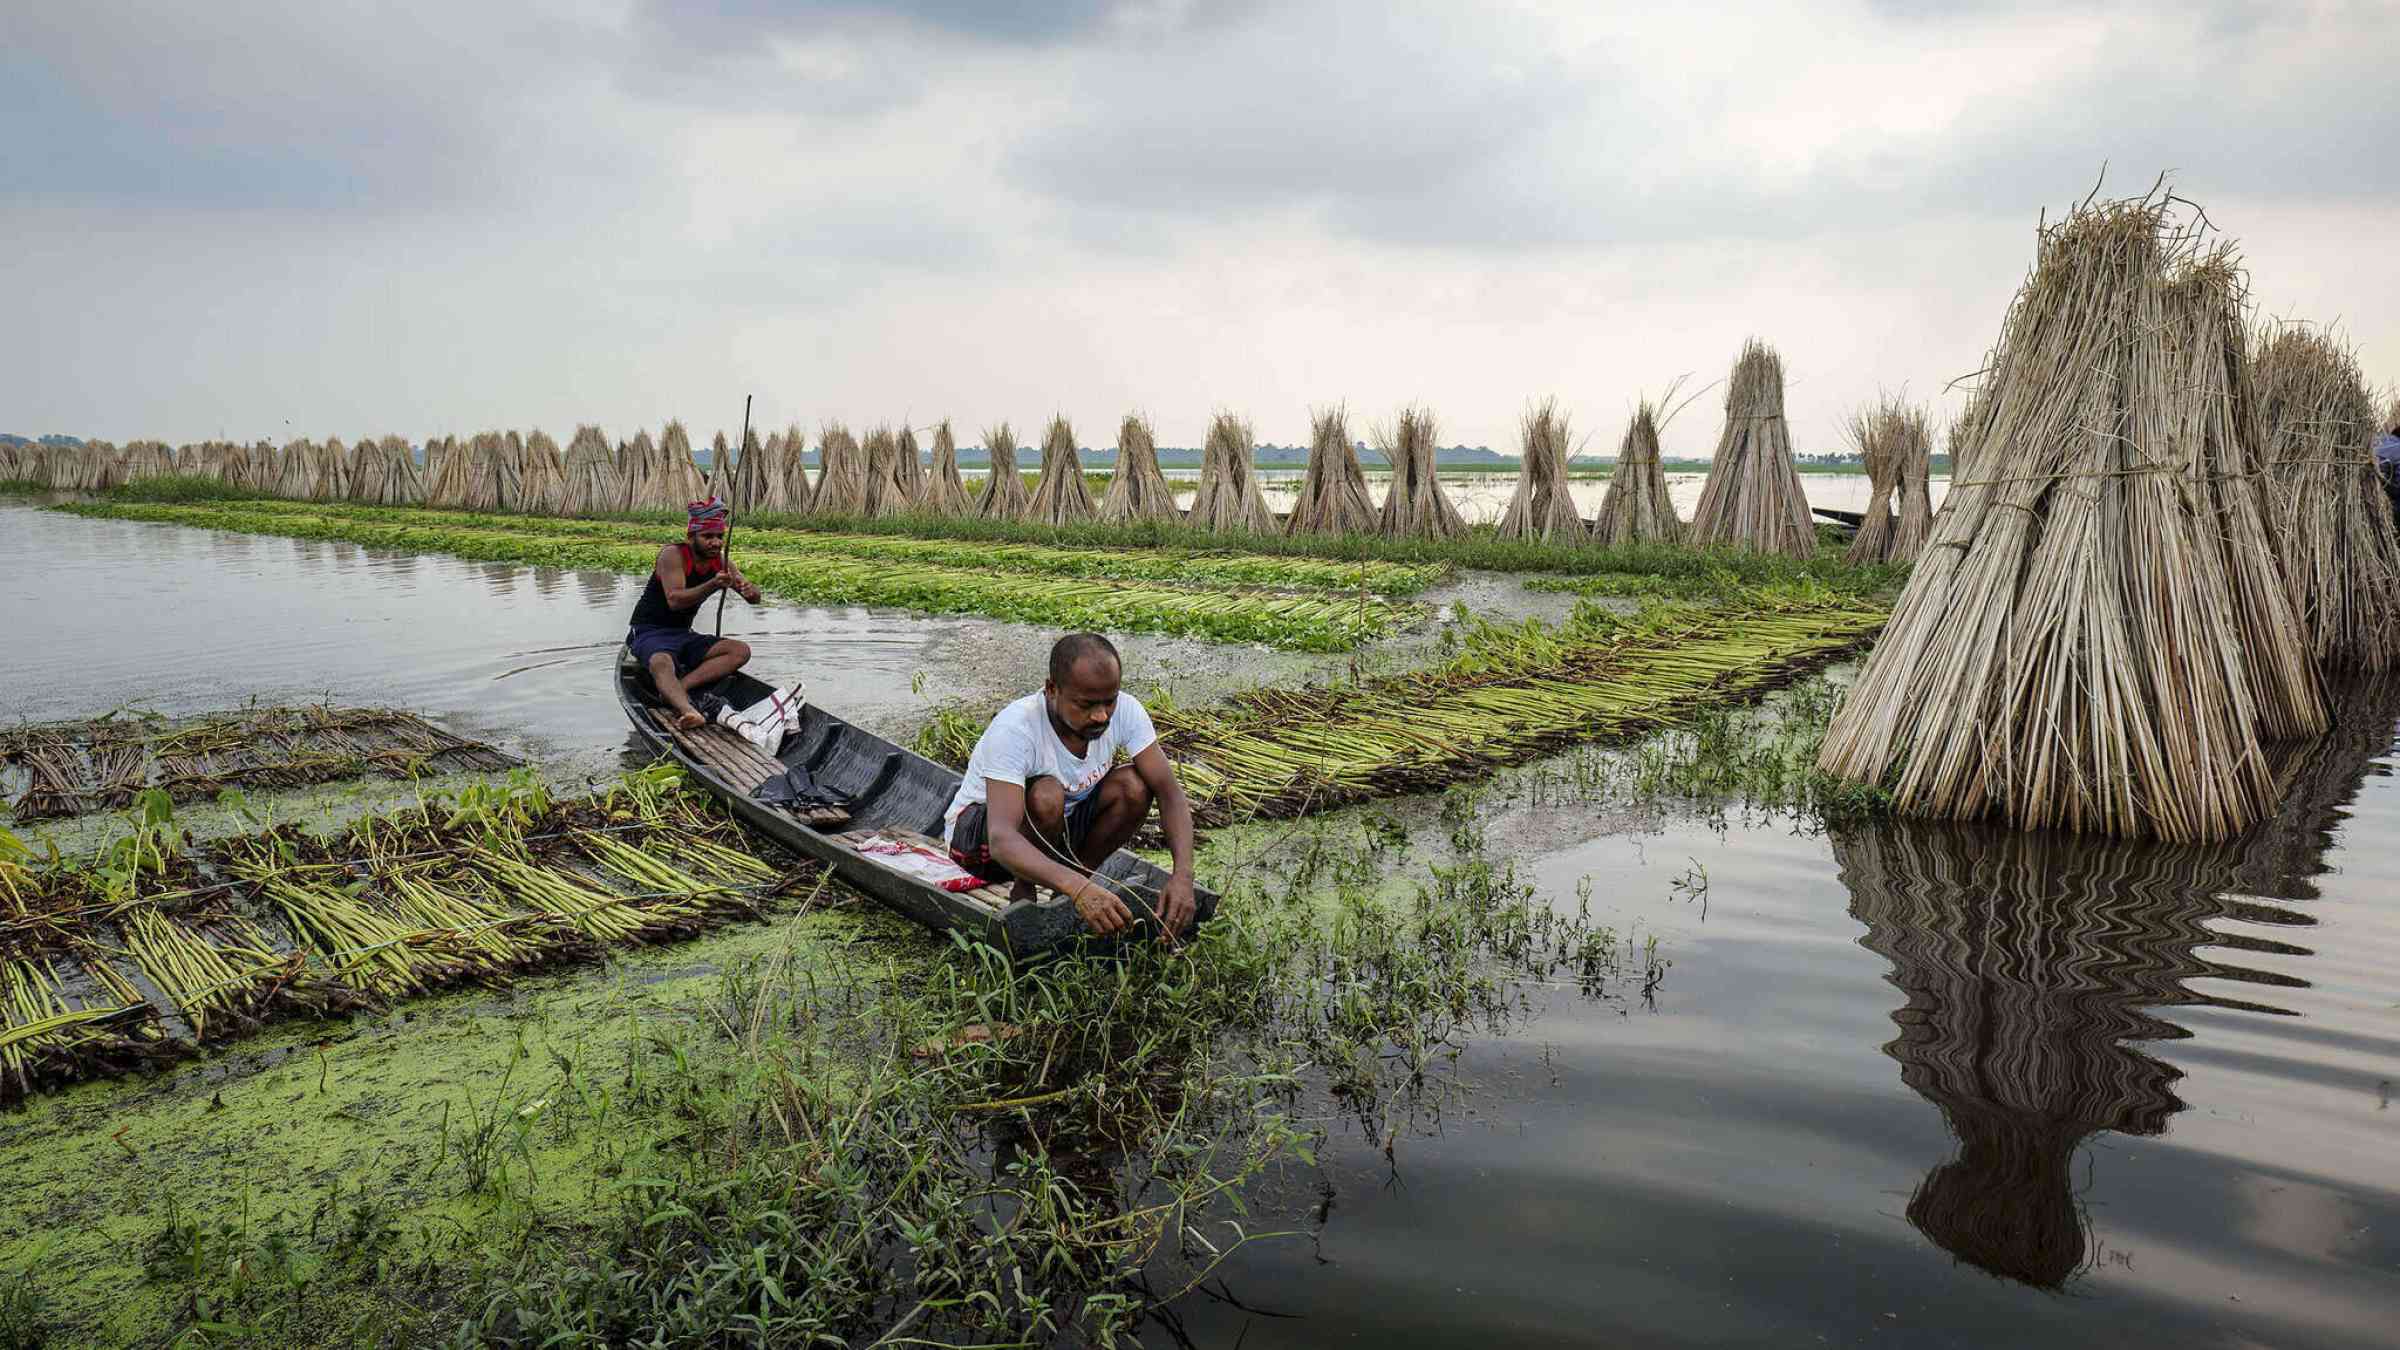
[943,692,1158,844]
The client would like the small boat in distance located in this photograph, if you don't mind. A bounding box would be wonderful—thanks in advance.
[615,648,1217,955]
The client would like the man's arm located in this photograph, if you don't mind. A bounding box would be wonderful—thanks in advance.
[656,544,728,610]
[1131,743,1198,936]
[982,779,1135,935]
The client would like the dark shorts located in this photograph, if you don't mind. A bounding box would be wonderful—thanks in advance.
[628,625,726,677]
[948,778,1106,884]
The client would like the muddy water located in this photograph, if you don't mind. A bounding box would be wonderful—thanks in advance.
[6,499,2394,1348]
[1174,684,2400,1349]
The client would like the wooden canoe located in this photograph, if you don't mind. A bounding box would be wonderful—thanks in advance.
[614,648,1217,955]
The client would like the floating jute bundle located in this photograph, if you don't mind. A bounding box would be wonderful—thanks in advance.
[1591,403,1680,546]
[1190,412,1275,534]
[975,422,1030,521]
[1818,190,2325,842]
[1287,406,1375,536]
[1026,415,1094,526]
[2252,325,2400,670]
[1689,342,1813,556]
[1496,398,1584,543]
[1099,413,1178,524]
[919,420,972,517]
[1375,406,1465,540]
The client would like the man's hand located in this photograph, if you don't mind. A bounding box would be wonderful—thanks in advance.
[1158,871,1197,941]
[720,563,763,604]
[1070,878,1134,936]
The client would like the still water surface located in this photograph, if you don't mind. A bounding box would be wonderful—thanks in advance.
[1,500,2391,1348]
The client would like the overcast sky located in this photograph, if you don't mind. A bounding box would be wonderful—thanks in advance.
[5,0,2395,458]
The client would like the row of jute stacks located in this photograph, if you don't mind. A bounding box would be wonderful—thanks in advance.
[1818,189,2400,843]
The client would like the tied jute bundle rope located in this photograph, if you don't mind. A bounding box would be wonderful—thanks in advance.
[1817,186,2326,843]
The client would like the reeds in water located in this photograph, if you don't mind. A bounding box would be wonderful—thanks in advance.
[1689,342,1814,556]
[1591,403,1681,546]
[1190,412,1275,534]
[1099,413,1178,524]
[919,421,973,517]
[1374,406,1465,540]
[1817,191,2326,842]
[976,422,1031,521]
[1287,406,1375,536]
[814,423,870,516]
[1026,415,1096,526]
[2252,325,2400,669]
[1496,398,1585,543]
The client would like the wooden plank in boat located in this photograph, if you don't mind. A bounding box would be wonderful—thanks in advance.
[650,708,849,828]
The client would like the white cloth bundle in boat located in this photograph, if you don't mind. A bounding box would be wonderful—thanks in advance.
[717,682,806,752]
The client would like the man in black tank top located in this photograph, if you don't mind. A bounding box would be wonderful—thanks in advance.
[628,496,762,729]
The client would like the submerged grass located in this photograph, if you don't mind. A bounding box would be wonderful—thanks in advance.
[2,790,1652,1347]
[59,501,1420,650]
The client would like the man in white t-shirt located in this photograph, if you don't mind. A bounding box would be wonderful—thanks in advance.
[944,632,1199,939]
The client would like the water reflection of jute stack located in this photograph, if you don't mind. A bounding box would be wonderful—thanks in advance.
[1841,677,2398,1288]
[1099,413,1178,525]
[973,422,1029,521]
[1818,192,2327,842]
[1591,402,1680,546]
[1287,406,1376,536]
[2253,326,2400,670]
[1689,342,1814,557]
[1496,398,1585,543]
[1375,406,1466,540]
[1025,415,1094,526]
[918,420,971,517]
[1190,412,1275,535]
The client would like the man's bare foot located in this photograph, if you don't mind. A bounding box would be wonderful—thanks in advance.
[673,708,705,730]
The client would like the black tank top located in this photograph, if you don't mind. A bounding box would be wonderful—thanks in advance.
[629,542,722,630]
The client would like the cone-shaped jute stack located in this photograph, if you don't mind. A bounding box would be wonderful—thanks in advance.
[920,420,972,517]
[2253,326,2400,670]
[864,425,914,518]
[1497,399,1585,542]
[894,423,926,501]
[1689,343,1814,556]
[1375,406,1465,539]
[1026,416,1096,526]
[560,426,618,516]
[1817,192,2326,842]
[1843,401,1900,564]
[123,440,175,482]
[1287,406,1375,535]
[1190,413,1275,534]
[728,427,789,514]
[518,430,569,514]
[813,424,869,516]
[1099,414,1178,524]
[343,437,380,500]
[612,430,653,512]
[774,426,816,514]
[653,423,708,509]
[1591,404,1681,546]
[976,423,1030,521]
[1891,406,1935,564]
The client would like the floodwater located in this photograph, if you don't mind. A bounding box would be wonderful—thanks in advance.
[4,499,2393,1349]
[1153,470,1954,526]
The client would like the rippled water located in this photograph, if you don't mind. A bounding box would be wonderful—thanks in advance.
[2,499,2391,1347]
